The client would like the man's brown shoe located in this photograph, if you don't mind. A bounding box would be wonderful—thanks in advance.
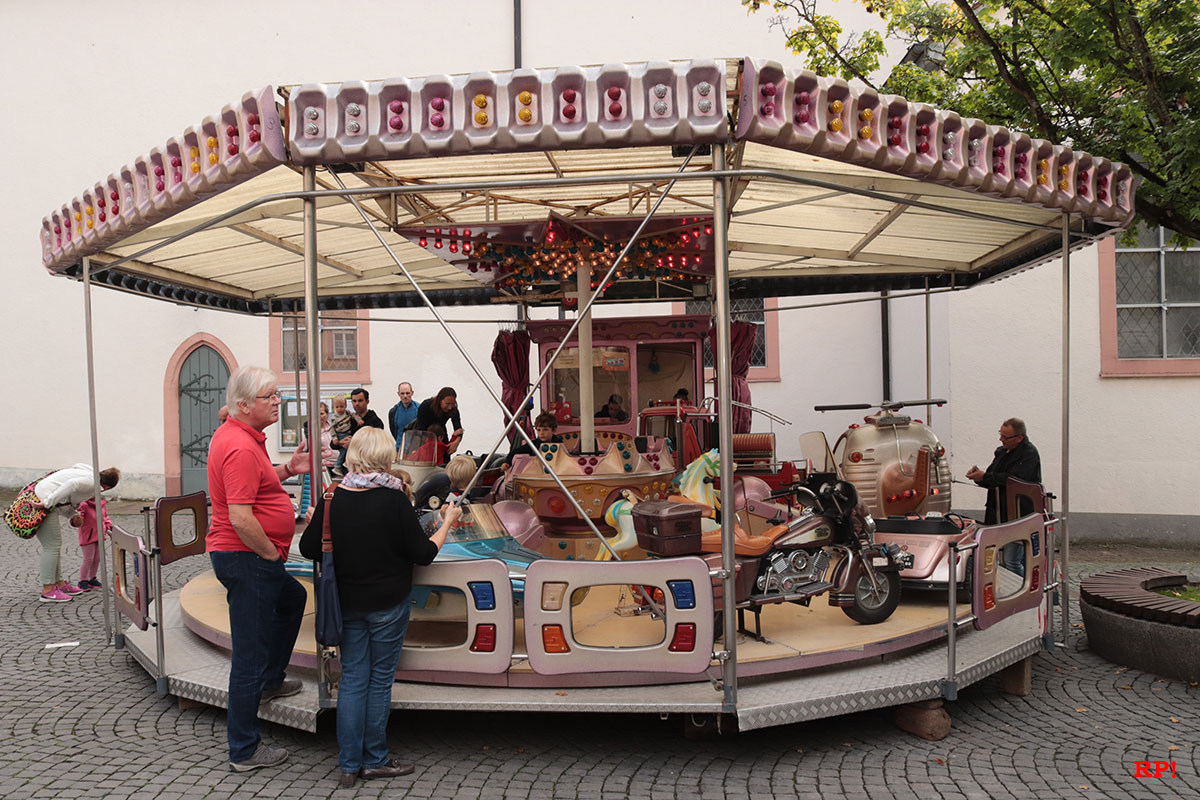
[360,758,414,779]
[260,678,302,703]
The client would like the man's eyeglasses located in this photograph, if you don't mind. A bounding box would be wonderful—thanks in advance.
[256,392,281,401]
[998,432,1020,441]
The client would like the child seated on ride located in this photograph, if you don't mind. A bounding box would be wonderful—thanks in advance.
[387,466,415,502]
[406,424,449,465]
[444,455,478,505]
[502,412,563,472]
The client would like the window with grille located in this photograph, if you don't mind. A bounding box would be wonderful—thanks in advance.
[684,298,768,368]
[1115,228,1200,359]
[282,310,360,371]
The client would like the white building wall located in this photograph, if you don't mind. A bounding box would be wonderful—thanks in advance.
[3,1,1194,533]
[1,0,898,493]
[949,248,1200,519]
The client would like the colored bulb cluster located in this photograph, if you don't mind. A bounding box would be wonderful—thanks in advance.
[916,123,932,155]
[857,107,873,139]
[387,98,406,131]
[759,82,776,117]
[696,81,713,114]
[992,143,1005,175]
[795,90,812,124]
[1014,152,1028,180]
[967,136,983,168]
[430,96,447,129]
[828,99,844,134]
[474,93,491,126]
[606,85,624,118]
[652,82,670,116]
[561,88,579,121]
[516,89,535,124]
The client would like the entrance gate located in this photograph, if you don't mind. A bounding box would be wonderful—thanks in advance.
[178,345,229,495]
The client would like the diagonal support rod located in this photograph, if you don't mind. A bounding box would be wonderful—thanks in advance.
[329,147,697,573]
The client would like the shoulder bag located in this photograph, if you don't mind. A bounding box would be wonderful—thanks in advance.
[313,482,343,647]
[4,472,55,539]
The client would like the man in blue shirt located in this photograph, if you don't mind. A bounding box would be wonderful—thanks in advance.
[388,382,419,448]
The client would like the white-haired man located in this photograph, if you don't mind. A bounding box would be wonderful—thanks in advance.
[206,366,312,772]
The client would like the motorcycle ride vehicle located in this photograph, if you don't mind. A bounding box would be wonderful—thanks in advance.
[632,450,913,631]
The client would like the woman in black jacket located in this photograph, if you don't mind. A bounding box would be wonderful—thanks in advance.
[300,427,461,787]
[412,387,464,455]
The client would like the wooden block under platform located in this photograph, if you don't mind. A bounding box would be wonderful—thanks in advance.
[1001,654,1033,696]
[894,698,952,740]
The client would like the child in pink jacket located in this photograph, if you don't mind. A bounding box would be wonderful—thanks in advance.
[70,497,112,590]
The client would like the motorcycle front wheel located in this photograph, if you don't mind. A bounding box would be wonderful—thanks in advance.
[841,569,901,625]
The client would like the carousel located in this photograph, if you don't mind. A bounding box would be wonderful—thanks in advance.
[42,57,1130,733]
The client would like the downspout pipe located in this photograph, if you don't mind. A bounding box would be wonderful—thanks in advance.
[513,0,522,69]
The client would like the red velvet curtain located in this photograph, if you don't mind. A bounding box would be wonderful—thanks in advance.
[709,321,755,434]
[491,329,531,445]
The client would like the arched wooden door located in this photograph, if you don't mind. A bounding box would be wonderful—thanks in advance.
[178,345,229,496]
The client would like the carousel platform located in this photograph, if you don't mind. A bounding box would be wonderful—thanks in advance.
[122,567,1043,732]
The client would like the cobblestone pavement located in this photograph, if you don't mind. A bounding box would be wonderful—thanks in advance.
[1,496,1196,799]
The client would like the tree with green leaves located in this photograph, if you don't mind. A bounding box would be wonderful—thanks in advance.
[743,0,1199,241]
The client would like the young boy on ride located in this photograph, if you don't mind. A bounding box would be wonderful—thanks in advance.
[444,455,478,505]
[502,412,563,472]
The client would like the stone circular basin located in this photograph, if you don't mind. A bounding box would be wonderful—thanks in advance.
[1079,567,1200,683]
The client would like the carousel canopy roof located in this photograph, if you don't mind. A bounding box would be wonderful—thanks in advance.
[39,59,1136,313]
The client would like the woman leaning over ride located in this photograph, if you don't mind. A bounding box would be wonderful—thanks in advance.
[299,427,461,788]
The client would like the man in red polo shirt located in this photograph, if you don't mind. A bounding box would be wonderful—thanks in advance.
[207,366,312,772]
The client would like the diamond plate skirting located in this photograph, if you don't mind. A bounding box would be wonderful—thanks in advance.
[123,590,1041,733]
[123,594,322,732]
[734,607,1043,731]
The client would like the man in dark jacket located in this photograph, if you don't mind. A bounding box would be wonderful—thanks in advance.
[966,417,1042,525]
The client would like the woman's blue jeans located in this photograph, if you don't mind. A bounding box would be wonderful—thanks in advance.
[336,600,411,773]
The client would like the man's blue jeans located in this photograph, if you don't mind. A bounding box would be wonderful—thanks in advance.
[210,551,307,762]
[337,601,411,773]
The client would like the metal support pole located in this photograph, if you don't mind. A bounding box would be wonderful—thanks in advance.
[1059,214,1071,644]
[712,144,737,712]
[293,314,303,454]
[303,167,331,703]
[925,278,933,428]
[943,541,960,701]
[577,267,595,451]
[150,508,167,695]
[303,168,323,484]
[82,256,114,645]
[880,290,891,401]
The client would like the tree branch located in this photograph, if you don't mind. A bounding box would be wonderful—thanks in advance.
[1014,0,1072,31]
[1134,194,1200,241]
[780,1,879,90]
[950,0,1060,138]
[1113,0,1175,128]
